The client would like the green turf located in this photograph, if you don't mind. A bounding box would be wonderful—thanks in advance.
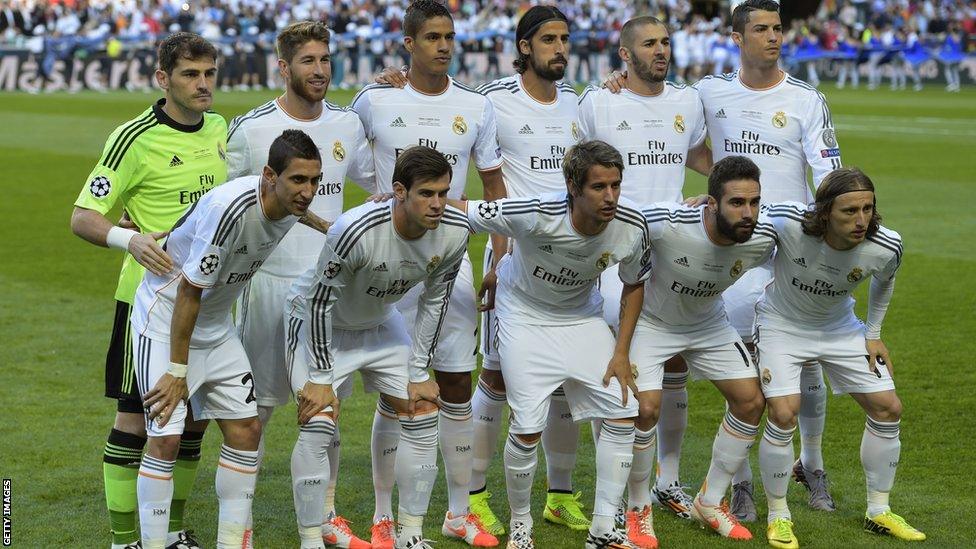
[1,84,974,548]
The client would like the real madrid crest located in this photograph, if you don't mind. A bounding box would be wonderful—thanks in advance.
[596,251,612,270]
[673,114,686,134]
[847,267,863,283]
[772,111,787,129]
[730,259,744,278]
[427,255,442,273]
[452,116,468,135]
[332,140,345,162]
[571,121,580,141]
[761,368,772,385]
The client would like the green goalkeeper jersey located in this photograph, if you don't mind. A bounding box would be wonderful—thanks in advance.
[74,99,228,304]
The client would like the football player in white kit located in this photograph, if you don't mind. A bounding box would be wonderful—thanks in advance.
[754,168,925,547]
[632,155,776,544]
[580,16,712,528]
[694,0,843,519]
[350,3,505,545]
[129,131,325,549]
[226,21,375,549]
[285,146,471,549]
[451,141,651,549]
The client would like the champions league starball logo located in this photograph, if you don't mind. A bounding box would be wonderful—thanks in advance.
[324,261,341,279]
[199,254,220,275]
[89,176,112,198]
[478,201,499,220]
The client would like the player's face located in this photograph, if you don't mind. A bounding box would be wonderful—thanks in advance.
[713,179,761,243]
[398,174,451,230]
[571,165,622,223]
[523,21,570,81]
[624,23,671,84]
[405,16,455,76]
[158,56,217,113]
[734,10,783,66]
[282,39,331,103]
[826,190,875,248]
[269,157,323,217]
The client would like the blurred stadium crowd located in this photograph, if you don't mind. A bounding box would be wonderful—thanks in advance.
[0,0,971,90]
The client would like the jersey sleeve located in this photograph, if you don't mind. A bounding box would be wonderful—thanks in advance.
[473,98,503,171]
[225,116,252,179]
[347,118,378,194]
[408,237,468,382]
[873,231,903,282]
[180,198,238,289]
[690,92,708,147]
[466,197,543,237]
[74,125,144,214]
[640,201,685,240]
[801,91,842,187]
[350,89,374,141]
[576,86,598,141]
[617,226,653,286]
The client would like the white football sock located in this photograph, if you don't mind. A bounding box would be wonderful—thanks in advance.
[216,445,259,549]
[656,372,688,489]
[862,417,900,517]
[593,421,634,535]
[291,415,335,535]
[371,398,399,522]
[324,426,340,519]
[628,426,656,508]
[470,378,506,493]
[701,411,758,506]
[137,454,175,549]
[759,421,795,522]
[799,363,827,471]
[504,433,538,529]
[396,410,439,519]
[542,388,578,492]
[439,399,474,517]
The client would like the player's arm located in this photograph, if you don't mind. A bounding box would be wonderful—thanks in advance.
[577,86,598,140]
[801,92,842,188]
[71,207,174,276]
[298,211,332,235]
[603,281,643,405]
[685,142,713,176]
[477,166,509,311]
[225,115,252,179]
[348,122,379,194]
[865,249,900,377]
[143,275,200,427]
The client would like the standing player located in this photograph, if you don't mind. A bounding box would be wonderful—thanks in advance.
[129,130,324,549]
[581,16,711,526]
[285,146,470,549]
[695,0,843,518]
[70,32,226,549]
[350,2,504,546]
[634,155,776,543]
[451,141,651,549]
[226,21,374,549]
[755,169,924,547]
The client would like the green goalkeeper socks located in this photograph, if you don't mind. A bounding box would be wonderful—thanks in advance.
[170,430,205,532]
[103,429,146,546]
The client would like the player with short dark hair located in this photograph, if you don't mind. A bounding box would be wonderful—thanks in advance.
[71,30,224,549]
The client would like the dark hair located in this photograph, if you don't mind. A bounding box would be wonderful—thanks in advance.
[404,0,452,38]
[732,0,781,34]
[393,146,453,190]
[267,130,321,175]
[157,32,218,75]
[619,15,665,51]
[707,155,761,200]
[802,167,881,238]
[513,5,569,74]
[276,21,331,63]
[563,140,624,196]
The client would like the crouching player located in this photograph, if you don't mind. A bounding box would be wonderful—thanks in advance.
[129,130,325,548]
[755,168,925,547]
[284,146,470,549]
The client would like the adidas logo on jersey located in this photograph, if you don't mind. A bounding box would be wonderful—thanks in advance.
[715,109,727,119]
[519,124,534,134]
[234,245,248,255]
[674,256,690,267]
[169,155,183,167]
[374,262,389,272]
[616,120,631,131]
[793,257,807,267]
[539,244,553,254]
[390,116,406,127]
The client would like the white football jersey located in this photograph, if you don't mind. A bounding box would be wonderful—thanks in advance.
[578,83,707,204]
[225,98,376,278]
[694,71,841,204]
[640,203,776,328]
[131,176,299,346]
[466,193,651,325]
[757,201,902,329]
[287,201,470,383]
[478,75,580,197]
[350,78,503,198]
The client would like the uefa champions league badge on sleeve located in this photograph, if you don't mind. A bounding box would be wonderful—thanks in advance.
[89,175,112,198]
[478,201,499,220]
[199,254,220,275]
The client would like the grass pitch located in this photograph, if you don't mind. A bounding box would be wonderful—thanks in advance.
[0,84,974,548]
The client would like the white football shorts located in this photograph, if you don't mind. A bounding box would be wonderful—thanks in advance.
[722,262,773,340]
[236,270,292,407]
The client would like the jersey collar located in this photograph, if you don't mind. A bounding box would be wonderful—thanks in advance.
[152,98,205,133]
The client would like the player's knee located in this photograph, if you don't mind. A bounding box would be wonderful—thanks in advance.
[873,393,903,422]
[514,432,541,445]
[766,401,798,429]
[222,417,262,450]
[732,391,766,423]
[147,435,181,461]
[637,400,660,426]
[114,411,148,435]
[435,371,473,402]
[479,369,506,393]
[663,355,688,374]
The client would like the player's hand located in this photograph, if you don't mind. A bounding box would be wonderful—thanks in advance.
[144,374,188,427]
[407,379,441,418]
[366,192,395,203]
[375,65,408,88]
[129,231,173,276]
[118,210,140,231]
[866,338,893,378]
[478,268,498,312]
[683,194,709,207]
[603,352,638,406]
[296,382,339,425]
[602,70,628,93]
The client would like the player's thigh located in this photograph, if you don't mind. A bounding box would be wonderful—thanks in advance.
[818,322,895,397]
[131,333,190,437]
[496,320,566,434]
[238,272,292,407]
[721,264,772,342]
[190,336,258,422]
[560,319,638,423]
[629,321,686,394]
[682,321,757,383]
[753,323,814,399]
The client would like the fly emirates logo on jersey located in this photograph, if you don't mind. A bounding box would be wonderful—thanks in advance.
[723,130,782,157]
[366,278,415,298]
[529,145,569,171]
[531,264,594,287]
[226,259,265,285]
[394,138,460,166]
[178,174,219,205]
[627,140,685,167]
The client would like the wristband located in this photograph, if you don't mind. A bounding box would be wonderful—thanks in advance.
[167,361,188,378]
[106,226,138,251]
